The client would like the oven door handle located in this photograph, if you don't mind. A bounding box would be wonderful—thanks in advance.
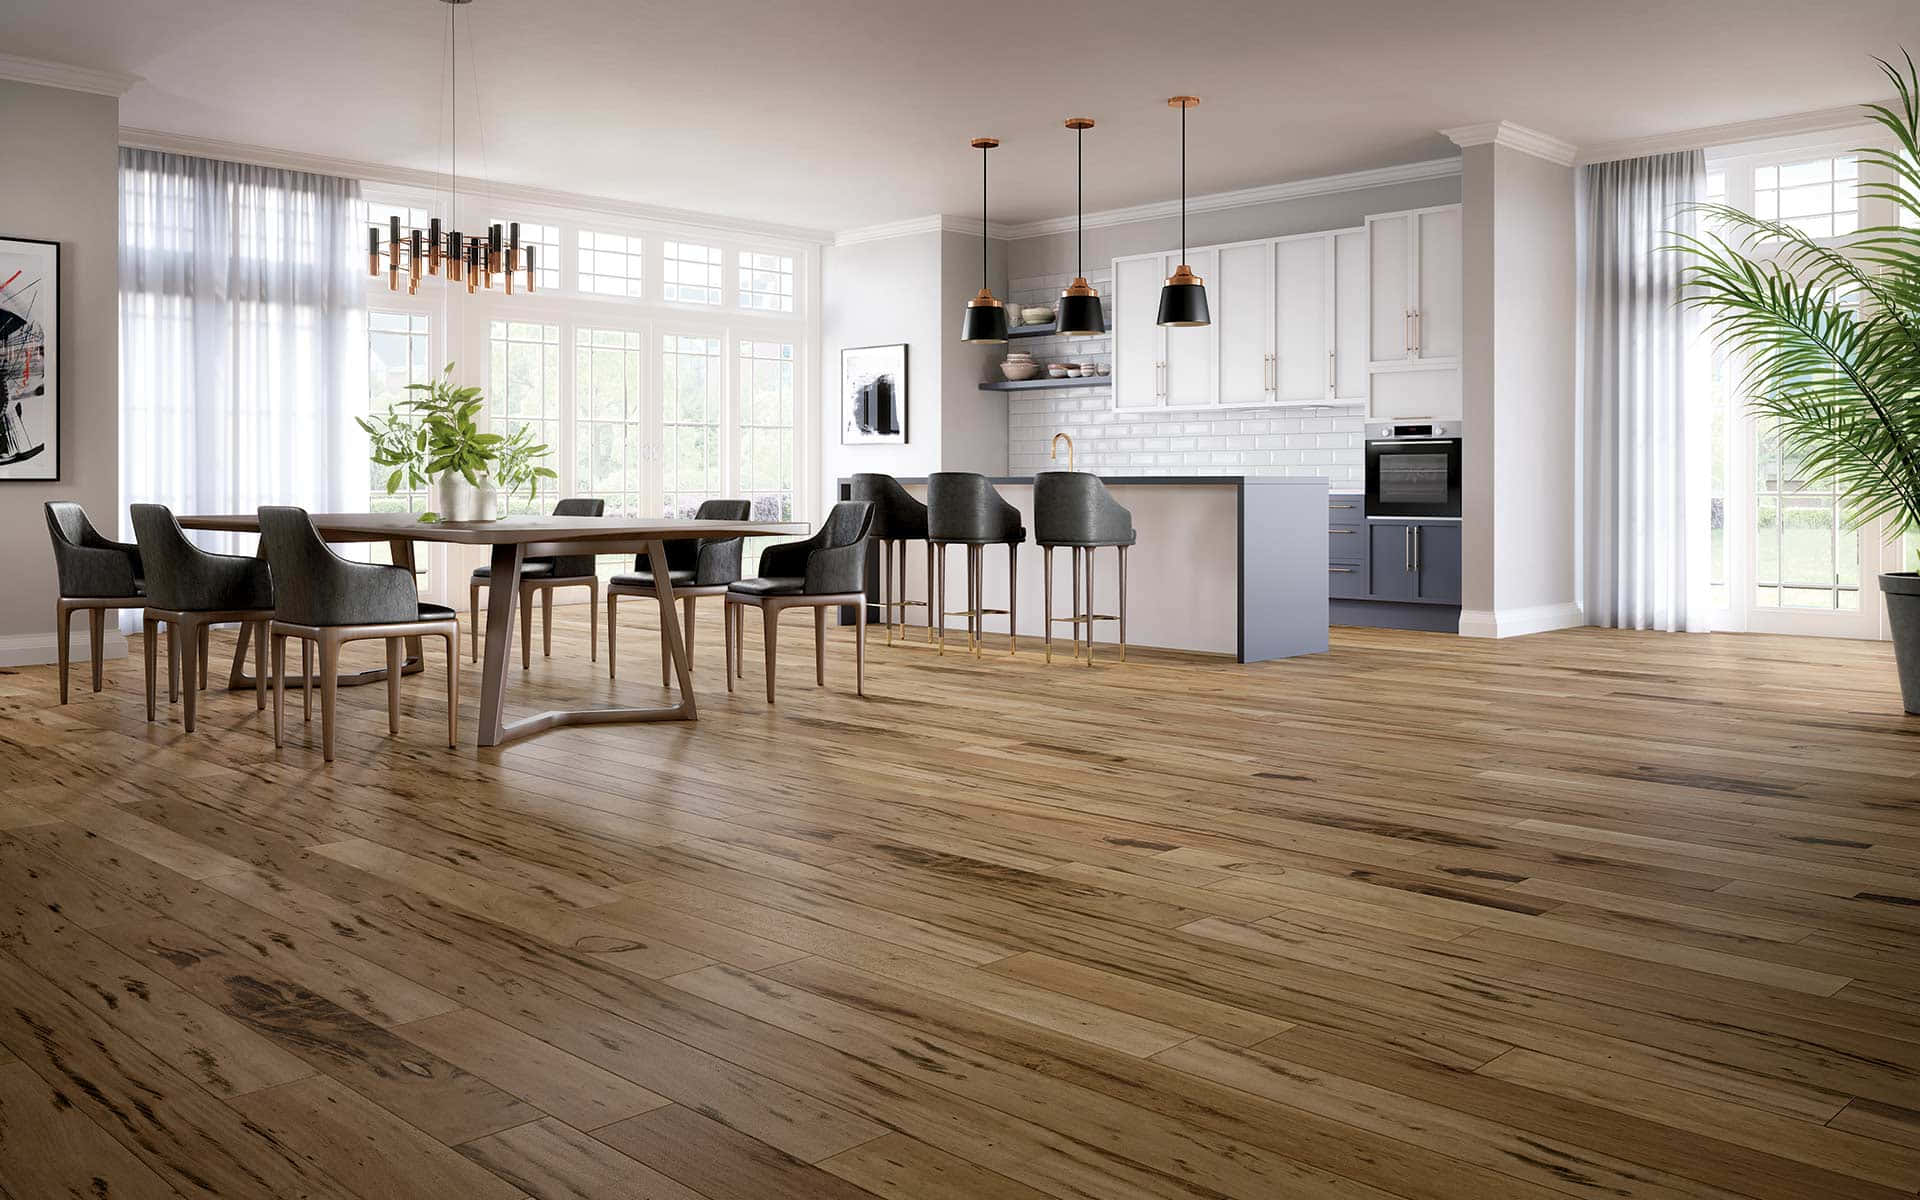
[1366,438,1455,446]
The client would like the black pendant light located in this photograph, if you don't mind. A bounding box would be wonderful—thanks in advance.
[1156,95,1210,327]
[1057,117,1105,337]
[960,136,1010,344]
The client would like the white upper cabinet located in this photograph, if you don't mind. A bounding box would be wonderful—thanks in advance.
[1214,241,1273,407]
[1331,228,1368,402]
[1164,248,1217,409]
[1367,204,1461,368]
[1271,233,1329,404]
[1113,253,1168,410]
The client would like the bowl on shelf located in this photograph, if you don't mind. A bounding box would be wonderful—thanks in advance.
[1021,306,1055,326]
[1094,362,1111,376]
[1000,353,1040,381]
[1046,363,1069,378]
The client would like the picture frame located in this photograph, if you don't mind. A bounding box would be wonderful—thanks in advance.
[840,343,907,446]
[0,235,59,481]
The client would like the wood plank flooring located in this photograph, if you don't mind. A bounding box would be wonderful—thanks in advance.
[1,609,1917,1199]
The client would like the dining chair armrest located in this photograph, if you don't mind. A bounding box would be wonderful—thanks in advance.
[51,541,141,598]
[757,534,820,580]
[695,536,746,586]
[311,558,420,625]
[198,551,275,611]
[803,539,868,595]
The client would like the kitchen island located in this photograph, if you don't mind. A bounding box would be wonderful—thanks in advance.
[835,475,1328,662]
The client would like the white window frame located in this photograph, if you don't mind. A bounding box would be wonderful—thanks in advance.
[359,187,819,603]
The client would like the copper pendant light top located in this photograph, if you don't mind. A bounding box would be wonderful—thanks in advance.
[1057,117,1105,337]
[1167,95,1201,109]
[970,136,1000,149]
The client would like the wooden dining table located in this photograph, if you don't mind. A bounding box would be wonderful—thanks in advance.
[175,512,805,747]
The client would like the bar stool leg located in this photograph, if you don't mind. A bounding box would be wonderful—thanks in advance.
[924,541,935,643]
[969,544,982,659]
[1118,545,1129,662]
[1070,548,1082,660]
[935,543,947,656]
[1043,546,1053,663]
[881,539,893,646]
[1007,543,1018,657]
[1085,546,1096,667]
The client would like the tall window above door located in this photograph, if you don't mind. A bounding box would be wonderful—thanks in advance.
[739,252,795,313]
[574,327,646,516]
[1752,156,1858,239]
[487,320,561,514]
[367,310,433,517]
[737,341,795,521]
[578,230,644,297]
[660,334,722,518]
[663,241,723,305]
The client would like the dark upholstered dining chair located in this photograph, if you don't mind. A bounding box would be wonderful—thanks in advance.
[470,497,606,667]
[45,501,145,704]
[724,501,873,704]
[1034,471,1136,664]
[130,503,275,733]
[260,506,459,763]
[849,473,932,646]
[927,472,1025,658]
[607,498,751,685]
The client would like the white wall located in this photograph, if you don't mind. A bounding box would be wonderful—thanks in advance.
[1460,143,1579,637]
[0,79,121,665]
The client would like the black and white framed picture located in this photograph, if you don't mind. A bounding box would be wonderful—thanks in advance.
[0,236,58,481]
[840,343,907,445]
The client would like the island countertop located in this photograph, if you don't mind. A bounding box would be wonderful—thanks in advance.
[835,474,1328,662]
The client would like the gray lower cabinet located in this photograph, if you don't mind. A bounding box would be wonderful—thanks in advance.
[1343,519,1460,605]
[1412,523,1461,603]
[1368,524,1420,601]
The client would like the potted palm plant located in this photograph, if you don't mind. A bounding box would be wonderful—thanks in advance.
[359,363,557,522]
[1676,55,1920,713]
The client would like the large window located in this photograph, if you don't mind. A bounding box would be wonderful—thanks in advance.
[661,334,722,518]
[1752,155,1858,239]
[495,220,561,290]
[488,320,561,514]
[737,341,796,521]
[367,309,433,516]
[574,327,646,516]
[663,241,723,305]
[739,251,795,313]
[579,230,644,297]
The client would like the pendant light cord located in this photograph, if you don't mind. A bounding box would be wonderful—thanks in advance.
[982,144,989,288]
[1076,125,1084,280]
[1179,101,1187,262]
[449,2,457,224]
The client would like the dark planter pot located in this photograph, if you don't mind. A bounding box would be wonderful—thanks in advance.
[1883,572,1920,715]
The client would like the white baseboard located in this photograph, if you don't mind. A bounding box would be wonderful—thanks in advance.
[0,629,132,668]
[1457,602,1586,639]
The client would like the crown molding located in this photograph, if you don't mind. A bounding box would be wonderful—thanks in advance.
[0,52,140,97]
[118,126,833,246]
[1579,100,1891,165]
[994,156,1462,241]
[1441,121,1577,167]
[831,214,1008,247]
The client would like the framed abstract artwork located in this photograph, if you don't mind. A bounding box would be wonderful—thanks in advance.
[840,343,907,446]
[0,236,58,481]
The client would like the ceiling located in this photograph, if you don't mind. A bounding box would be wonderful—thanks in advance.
[5,0,1918,236]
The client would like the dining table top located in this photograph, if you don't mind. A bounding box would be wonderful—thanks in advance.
[175,512,810,545]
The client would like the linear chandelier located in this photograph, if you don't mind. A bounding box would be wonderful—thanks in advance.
[367,0,535,297]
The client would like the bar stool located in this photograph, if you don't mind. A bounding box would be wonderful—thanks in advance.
[849,473,931,645]
[927,472,1024,658]
[470,497,605,667]
[1034,471,1135,665]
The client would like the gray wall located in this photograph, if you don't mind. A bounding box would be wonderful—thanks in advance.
[0,79,121,663]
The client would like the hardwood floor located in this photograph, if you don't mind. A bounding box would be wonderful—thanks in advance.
[1,610,1917,1199]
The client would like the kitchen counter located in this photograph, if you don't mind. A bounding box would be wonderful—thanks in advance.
[836,474,1328,662]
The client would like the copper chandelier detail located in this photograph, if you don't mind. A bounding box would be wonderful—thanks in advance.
[367,0,534,297]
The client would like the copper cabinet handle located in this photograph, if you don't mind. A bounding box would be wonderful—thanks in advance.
[1327,349,1335,395]
[1412,310,1422,356]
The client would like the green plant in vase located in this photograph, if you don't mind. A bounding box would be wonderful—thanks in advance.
[357,362,556,522]
[1672,54,1920,712]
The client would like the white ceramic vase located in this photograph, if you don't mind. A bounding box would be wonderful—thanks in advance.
[434,470,501,522]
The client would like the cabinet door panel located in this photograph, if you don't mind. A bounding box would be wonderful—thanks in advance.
[1332,229,1369,401]
[1368,524,1418,600]
[1414,523,1462,603]
[1113,254,1167,410]
[1215,242,1272,407]
[1165,248,1217,408]
[1273,235,1329,403]
[1415,207,1462,360]
[1368,213,1412,363]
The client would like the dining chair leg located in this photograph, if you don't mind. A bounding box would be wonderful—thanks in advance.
[1085,545,1096,667]
[55,602,72,704]
[1043,547,1054,664]
[762,604,779,705]
[814,606,826,687]
[143,615,158,721]
[607,591,619,679]
[542,586,554,658]
[659,596,672,688]
[197,623,210,691]
[724,601,736,694]
[167,622,180,703]
[318,634,340,762]
[855,598,867,697]
[521,582,534,669]
[1118,545,1129,663]
[590,580,600,663]
[181,623,201,732]
[254,619,268,711]
[89,608,106,694]
[683,595,697,672]
[470,579,481,663]
[271,632,286,748]
[734,598,745,679]
[445,630,460,747]
[386,637,403,736]
[1008,542,1018,657]
[302,637,313,723]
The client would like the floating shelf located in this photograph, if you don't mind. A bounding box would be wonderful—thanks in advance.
[1006,323,1057,339]
[978,377,1112,392]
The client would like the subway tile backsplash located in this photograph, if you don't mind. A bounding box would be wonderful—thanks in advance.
[1001,271,1364,484]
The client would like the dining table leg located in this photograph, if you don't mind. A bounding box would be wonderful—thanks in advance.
[477,541,526,747]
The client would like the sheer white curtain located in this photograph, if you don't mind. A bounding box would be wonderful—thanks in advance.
[119,148,362,554]
[1579,150,1712,632]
